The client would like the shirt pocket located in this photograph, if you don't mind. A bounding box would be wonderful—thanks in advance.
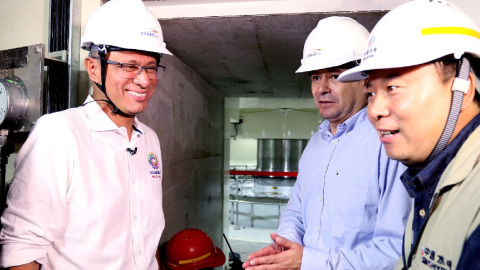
[327,171,371,229]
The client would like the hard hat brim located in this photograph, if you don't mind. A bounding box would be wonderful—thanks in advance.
[211,247,226,267]
[338,65,369,82]
[296,58,362,74]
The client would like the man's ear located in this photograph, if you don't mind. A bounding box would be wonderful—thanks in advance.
[461,71,477,111]
[84,57,100,84]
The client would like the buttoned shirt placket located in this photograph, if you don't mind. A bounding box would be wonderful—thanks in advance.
[316,123,347,245]
[277,107,411,269]
[124,127,148,270]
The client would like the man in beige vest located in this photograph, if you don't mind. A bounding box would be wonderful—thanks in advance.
[339,0,480,269]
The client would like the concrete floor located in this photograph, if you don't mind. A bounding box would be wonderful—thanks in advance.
[227,225,273,263]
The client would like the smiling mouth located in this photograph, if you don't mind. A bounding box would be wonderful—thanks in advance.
[127,90,147,97]
[380,130,399,138]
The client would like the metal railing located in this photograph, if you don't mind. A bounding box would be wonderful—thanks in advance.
[229,165,288,229]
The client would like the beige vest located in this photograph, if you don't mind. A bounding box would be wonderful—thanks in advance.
[396,125,480,270]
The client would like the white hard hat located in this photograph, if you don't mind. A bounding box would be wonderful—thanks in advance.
[296,16,370,73]
[339,0,480,82]
[81,0,172,55]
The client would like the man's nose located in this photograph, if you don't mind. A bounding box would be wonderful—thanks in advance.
[314,77,330,95]
[133,68,151,87]
[368,92,389,121]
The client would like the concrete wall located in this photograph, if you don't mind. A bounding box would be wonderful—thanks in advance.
[229,109,321,166]
[237,110,321,140]
[0,0,49,51]
[138,54,225,255]
[145,0,407,19]
[148,0,480,90]
[147,0,478,19]
[230,138,257,167]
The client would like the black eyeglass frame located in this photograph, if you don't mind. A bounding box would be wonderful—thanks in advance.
[91,56,166,79]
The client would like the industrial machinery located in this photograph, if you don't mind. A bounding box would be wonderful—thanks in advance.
[230,139,308,199]
[230,138,308,228]
[254,139,307,198]
[0,44,69,214]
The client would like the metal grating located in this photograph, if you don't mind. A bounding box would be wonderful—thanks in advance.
[49,0,71,52]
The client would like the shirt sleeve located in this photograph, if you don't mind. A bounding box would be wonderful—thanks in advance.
[284,149,412,270]
[457,223,480,270]
[0,114,72,268]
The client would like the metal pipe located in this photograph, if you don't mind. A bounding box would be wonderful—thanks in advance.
[229,199,287,206]
[67,0,81,107]
[234,175,239,229]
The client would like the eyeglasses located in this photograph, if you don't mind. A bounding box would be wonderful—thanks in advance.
[92,57,165,80]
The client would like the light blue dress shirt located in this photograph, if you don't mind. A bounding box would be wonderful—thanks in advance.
[277,107,412,269]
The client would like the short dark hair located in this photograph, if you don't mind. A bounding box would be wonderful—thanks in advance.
[433,60,457,84]
[432,56,480,106]
[307,60,359,76]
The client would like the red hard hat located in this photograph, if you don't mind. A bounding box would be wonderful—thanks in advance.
[163,228,226,270]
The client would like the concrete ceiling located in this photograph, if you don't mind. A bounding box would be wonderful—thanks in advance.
[159,11,387,98]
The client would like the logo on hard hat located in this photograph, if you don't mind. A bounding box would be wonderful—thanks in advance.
[148,152,160,170]
[141,28,159,38]
[307,49,322,58]
[363,35,377,61]
[367,36,376,47]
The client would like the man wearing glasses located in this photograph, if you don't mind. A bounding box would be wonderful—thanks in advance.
[0,0,170,269]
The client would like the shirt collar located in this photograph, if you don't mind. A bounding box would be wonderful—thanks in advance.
[132,117,145,135]
[401,113,480,198]
[82,95,146,134]
[318,107,368,137]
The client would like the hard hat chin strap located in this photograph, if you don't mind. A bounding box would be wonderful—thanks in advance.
[95,45,134,117]
[426,56,471,163]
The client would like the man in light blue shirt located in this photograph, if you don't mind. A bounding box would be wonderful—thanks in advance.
[243,17,411,270]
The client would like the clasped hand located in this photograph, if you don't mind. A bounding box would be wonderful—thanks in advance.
[242,233,303,270]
